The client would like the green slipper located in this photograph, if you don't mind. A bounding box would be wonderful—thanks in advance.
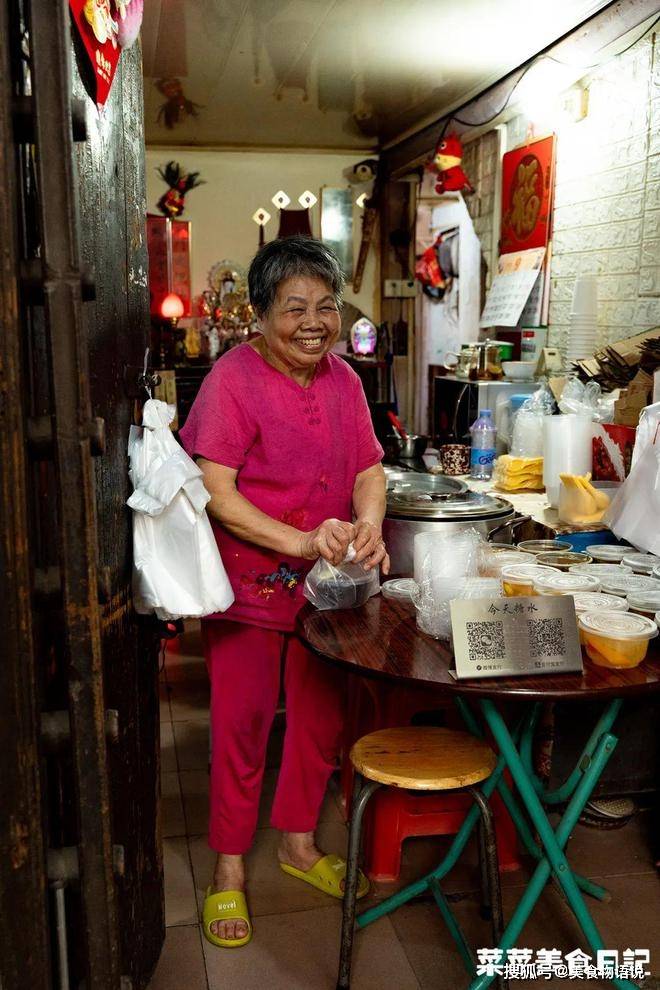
[279,853,369,900]
[202,887,252,948]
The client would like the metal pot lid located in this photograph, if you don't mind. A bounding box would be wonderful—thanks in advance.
[385,472,467,496]
[386,489,512,520]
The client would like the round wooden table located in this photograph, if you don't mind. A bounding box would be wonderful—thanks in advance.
[297,596,660,990]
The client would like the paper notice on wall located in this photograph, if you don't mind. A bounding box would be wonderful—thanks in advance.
[480,248,546,328]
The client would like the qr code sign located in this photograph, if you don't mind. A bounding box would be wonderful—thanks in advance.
[528,618,565,658]
[466,621,505,662]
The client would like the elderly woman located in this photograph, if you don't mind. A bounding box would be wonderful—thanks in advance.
[179,235,388,948]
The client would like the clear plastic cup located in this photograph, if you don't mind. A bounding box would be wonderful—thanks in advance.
[533,572,600,596]
[621,552,659,575]
[484,550,537,577]
[586,544,631,563]
[578,610,658,669]
[501,564,559,597]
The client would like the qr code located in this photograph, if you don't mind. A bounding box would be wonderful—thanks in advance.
[528,618,565,658]
[466,621,505,661]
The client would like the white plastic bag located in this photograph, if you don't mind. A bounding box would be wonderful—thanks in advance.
[604,407,660,555]
[303,543,379,610]
[127,399,234,620]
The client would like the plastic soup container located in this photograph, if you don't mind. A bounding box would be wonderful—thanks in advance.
[532,572,600,596]
[501,564,559,597]
[569,563,632,579]
[517,539,572,555]
[573,593,628,643]
[578,611,658,669]
[621,552,659,575]
[626,591,660,619]
[535,551,593,571]
[586,545,631,563]
[600,574,660,597]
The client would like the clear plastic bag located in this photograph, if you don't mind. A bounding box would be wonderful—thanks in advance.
[303,543,380,610]
[411,529,502,639]
[558,378,615,424]
[510,384,555,457]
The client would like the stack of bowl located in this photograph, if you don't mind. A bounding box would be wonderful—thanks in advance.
[567,276,599,362]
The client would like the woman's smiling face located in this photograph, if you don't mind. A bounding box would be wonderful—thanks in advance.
[258,276,341,374]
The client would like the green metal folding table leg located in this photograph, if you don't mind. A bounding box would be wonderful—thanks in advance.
[453,696,610,903]
[469,698,638,990]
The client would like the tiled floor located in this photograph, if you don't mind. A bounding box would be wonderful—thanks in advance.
[149,623,660,990]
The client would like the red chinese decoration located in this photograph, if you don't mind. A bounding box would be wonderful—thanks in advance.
[156,161,205,219]
[500,135,556,254]
[69,0,143,106]
[426,134,474,196]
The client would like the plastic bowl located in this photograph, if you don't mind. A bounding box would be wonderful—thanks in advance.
[573,593,629,644]
[578,610,658,669]
[569,563,633,578]
[501,564,559,597]
[536,551,593,571]
[599,574,660,597]
[533,572,600,596]
[517,539,573,555]
[626,590,660,618]
[502,360,536,381]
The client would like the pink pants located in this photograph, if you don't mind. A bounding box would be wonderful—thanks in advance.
[202,620,346,854]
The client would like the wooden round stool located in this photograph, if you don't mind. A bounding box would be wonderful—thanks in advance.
[337,726,504,990]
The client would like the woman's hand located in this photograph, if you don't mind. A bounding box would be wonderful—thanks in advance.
[299,518,355,565]
[352,519,390,575]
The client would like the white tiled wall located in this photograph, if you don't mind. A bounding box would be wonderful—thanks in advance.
[465,32,660,354]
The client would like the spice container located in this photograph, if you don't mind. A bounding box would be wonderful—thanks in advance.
[621,552,659,575]
[600,574,660,597]
[532,572,600,595]
[626,590,660,618]
[517,539,572,555]
[578,611,658,669]
[569,563,633,578]
[586,544,631,563]
[536,551,593,571]
[501,564,559,597]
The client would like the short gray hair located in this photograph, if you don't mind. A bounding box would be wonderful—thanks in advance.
[248,235,345,316]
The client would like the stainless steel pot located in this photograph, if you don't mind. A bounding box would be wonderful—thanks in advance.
[384,433,429,460]
[383,485,527,576]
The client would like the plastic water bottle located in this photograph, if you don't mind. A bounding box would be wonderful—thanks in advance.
[470,409,497,480]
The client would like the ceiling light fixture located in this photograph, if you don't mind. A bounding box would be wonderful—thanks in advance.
[252,208,271,226]
[271,190,291,209]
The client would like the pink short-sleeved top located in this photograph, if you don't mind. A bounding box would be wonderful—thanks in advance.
[179,342,384,631]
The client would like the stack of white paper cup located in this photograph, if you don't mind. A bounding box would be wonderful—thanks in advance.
[567,276,598,362]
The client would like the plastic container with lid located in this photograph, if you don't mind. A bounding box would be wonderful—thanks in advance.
[535,551,593,571]
[626,590,660,618]
[501,564,559,597]
[586,544,631,563]
[653,565,660,582]
[485,550,536,576]
[517,539,572,555]
[532,571,600,596]
[600,574,660,597]
[621,552,659,575]
[578,610,658,668]
[573,592,628,643]
[569,563,633,578]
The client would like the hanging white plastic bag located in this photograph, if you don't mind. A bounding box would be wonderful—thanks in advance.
[604,412,660,555]
[303,543,380,610]
[127,399,234,620]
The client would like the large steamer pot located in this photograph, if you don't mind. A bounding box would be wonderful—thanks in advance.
[383,483,518,576]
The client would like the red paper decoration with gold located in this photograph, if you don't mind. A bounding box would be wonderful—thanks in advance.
[500,134,556,254]
[69,0,121,106]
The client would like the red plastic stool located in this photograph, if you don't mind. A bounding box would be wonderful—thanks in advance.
[361,784,520,882]
[339,678,521,882]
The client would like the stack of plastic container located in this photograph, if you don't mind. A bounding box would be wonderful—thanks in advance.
[567,276,599,362]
